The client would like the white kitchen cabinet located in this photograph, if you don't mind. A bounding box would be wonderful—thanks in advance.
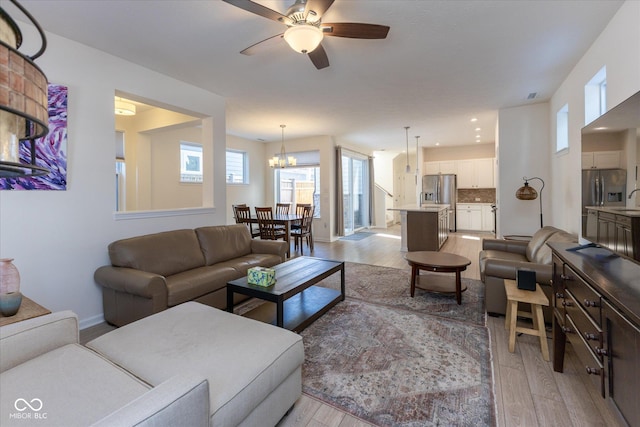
[582,151,622,169]
[423,161,457,175]
[457,158,494,188]
[457,204,482,230]
[481,204,494,232]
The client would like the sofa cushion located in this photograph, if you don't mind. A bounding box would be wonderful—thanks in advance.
[87,302,304,427]
[532,231,578,264]
[195,225,252,266]
[479,249,528,280]
[109,229,205,277]
[217,254,285,276]
[164,266,240,306]
[0,344,150,427]
[525,226,560,262]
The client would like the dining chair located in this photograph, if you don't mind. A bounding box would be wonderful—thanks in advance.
[275,203,291,215]
[291,203,311,230]
[255,207,287,241]
[291,205,314,254]
[234,205,260,238]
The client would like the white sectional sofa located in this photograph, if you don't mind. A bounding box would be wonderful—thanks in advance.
[0,302,304,427]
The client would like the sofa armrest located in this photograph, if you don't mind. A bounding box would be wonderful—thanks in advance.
[90,375,210,427]
[482,238,528,255]
[483,258,553,285]
[94,266,168,301]
[250,239,288,260]
[0,310,78,373]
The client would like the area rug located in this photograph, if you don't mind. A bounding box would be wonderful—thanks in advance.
[340,232,375,241]
[317,262,486,326]
[299,262,494,426]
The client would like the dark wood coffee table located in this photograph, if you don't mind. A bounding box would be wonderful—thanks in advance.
[226,256,345,332]
[404,251,471,305]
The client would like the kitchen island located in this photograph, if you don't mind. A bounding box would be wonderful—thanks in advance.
[387,205,449,252]
[585,205,640,260]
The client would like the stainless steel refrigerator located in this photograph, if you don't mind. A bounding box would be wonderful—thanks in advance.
[422,174,457,231]
[581,168,626,234]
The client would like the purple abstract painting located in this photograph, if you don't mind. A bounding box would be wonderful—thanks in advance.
[0,84,68,190]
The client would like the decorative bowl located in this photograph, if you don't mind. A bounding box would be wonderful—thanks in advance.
[0,291,23,316]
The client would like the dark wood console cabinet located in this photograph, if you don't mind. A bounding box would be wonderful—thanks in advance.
[550,242,640,427]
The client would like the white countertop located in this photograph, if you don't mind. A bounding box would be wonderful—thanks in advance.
[387,204,449,212]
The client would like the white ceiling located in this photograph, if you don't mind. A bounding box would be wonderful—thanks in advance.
[16,0,624,151]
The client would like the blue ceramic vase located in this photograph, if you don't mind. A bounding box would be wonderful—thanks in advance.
[0,292,22,316]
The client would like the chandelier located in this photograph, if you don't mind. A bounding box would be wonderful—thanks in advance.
[269,125,297,169]
[0,0,50,178]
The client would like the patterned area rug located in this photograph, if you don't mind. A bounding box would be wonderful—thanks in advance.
[316,262,485,326]
[299,262,494,427]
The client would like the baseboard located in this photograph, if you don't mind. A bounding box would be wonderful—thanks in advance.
[79,313,105,330]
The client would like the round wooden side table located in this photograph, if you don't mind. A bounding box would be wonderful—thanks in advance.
[404,251,472,305]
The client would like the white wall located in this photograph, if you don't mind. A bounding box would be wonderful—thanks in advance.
[549,0,640,235]
[150,126,203,210]
[226,134,268,223]
[497,103,550,236]
[0,30,227,328]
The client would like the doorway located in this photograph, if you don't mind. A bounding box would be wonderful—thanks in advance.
[342,153,369,235]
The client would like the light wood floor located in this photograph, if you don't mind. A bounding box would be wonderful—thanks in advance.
[80,225,625,427]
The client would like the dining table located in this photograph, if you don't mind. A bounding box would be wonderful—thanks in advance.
[247,213,303,258]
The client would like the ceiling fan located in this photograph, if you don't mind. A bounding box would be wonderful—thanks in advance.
[223,0,390,69]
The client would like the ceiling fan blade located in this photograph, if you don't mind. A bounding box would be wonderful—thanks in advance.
[308,44,329,70]
[240,33,284,55]
[223,0,292,26]
[304,0,335,20]
[322,23,390,39]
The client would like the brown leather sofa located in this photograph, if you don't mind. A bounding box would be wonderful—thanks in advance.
[479,226,577,322]
[94,224,288,326]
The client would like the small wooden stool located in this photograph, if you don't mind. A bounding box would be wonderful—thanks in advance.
[503,279,550,361]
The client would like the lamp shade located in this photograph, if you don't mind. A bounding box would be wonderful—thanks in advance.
[516,182,538,200]
[283,25,323,54]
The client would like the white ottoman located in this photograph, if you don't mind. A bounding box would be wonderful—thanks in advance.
[87,302,303,427]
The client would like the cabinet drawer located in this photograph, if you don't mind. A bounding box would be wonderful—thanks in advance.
[615,215,632,227]
[564,289,603,360]
[563,265,602,326]
[566,315,605,397]
[457,204,482,211]
[599,212,616,221]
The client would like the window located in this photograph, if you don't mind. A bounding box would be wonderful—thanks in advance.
[585,66,607,124]
[180,142,203,183]
[556,104,569,153]
[274,150,321,217]
[226,150,248,184]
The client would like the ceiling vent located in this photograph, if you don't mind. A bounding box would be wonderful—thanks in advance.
[527,92,537,100]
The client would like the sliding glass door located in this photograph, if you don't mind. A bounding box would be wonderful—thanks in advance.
[342,153,369,235]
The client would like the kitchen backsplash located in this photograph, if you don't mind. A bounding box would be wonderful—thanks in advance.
[457,188,496,203]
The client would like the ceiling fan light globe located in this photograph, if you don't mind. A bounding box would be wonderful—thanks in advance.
[284,25,323,54]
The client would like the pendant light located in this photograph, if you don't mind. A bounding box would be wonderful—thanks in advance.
[0,0,50,178]
[268,125,297,168]
[415,135,420,176]
[404,126,411,173]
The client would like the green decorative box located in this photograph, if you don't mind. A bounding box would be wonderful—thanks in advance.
[247,267,276,287]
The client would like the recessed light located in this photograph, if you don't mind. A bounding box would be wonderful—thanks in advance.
[435,142,440,146]
[470,118,478,122]
[594,127,608,130]
[475,127,481,131]
[475,135,480,138]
